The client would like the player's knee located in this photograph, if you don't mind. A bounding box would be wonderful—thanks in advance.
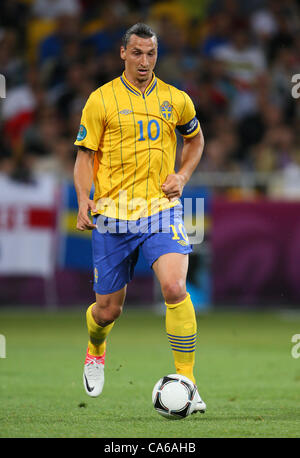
[161,279,186,304]
[94,300,123,325]
[101,309,122,325]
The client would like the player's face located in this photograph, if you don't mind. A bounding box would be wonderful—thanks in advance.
[121,34,158,85]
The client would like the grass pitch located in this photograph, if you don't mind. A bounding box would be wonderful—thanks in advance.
[0,306,300,438]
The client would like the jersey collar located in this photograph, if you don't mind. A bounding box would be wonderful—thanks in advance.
[120,72,157,98]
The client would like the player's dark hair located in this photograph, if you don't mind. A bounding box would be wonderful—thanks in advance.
[122,23,157,48]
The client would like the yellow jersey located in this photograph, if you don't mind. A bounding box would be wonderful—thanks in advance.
[74,72,200,220]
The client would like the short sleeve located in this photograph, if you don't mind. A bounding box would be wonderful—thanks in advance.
[176,92,200,138]
[74,89,105,151]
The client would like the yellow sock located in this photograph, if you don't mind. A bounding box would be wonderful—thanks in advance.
[165,293,197,384]
[86,303,114,356]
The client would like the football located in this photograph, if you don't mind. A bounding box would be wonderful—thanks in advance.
[152,374,197,420]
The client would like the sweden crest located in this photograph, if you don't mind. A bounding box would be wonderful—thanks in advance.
[160,101,172,120]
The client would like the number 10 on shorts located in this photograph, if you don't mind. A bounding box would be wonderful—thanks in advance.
[170,224,189,245]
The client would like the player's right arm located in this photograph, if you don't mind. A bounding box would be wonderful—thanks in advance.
[73,89,105,231]
[74,146,97,231]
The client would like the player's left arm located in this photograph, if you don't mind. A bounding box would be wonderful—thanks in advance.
[162,91,204,201]
[162,128,204,201]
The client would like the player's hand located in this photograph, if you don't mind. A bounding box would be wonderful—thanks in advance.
[76,199,97,231]
[161,174,185,202]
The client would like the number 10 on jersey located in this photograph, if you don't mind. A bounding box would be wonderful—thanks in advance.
[138,120,160,141]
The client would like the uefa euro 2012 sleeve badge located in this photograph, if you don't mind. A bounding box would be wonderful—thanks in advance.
[160,101,172,120]
[94,267,99,284]
[77,124,87,141]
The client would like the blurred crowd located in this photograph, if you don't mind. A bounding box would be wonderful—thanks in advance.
[0,0,300,189]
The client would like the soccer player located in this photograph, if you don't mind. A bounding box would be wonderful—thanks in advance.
[74,23,206,413]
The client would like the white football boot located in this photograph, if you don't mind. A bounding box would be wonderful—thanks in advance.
[83,349,105,397]
[192,388,206,414]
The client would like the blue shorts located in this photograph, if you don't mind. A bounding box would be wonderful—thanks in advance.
[92,204,192,295]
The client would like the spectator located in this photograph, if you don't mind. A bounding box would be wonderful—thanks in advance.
[271,47,300,109]
[54,62,87,119]
[0,0,298,192]
[212,26,267,119]
[250,0,280,44]
[237,101,284,161]
[155,19,188,88]
[83,3,128,56]
[1,64,45,148]
[31,135,76,181]
[32,0,81,19]
[0,0,30,45]
[267,14,294,64]
[200,137,239,173]
[213,27,267,89]
[200,12,231,58]
[0,136,14,176]
[38,13,81,67]
[0,29,25,89]
[23,105,63,159]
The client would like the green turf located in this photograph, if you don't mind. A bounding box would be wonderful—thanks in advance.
[0,306,300,438]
